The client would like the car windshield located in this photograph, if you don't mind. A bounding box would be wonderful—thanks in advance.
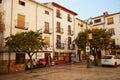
[103,56,112,59]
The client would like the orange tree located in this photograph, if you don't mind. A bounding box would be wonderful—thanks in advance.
[5,31,46,72]
[75,28,111,65]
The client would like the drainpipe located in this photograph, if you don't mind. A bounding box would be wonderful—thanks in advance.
[52,9,54,59]
[35,3,38,59]
[8,0,13,73]
[8,50,11,73]
[10,0,13,35]
[73,16,77,61]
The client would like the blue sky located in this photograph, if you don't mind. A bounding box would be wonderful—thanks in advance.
[36,0,120,20]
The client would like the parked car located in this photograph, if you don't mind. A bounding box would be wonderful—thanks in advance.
[101,55,120,67]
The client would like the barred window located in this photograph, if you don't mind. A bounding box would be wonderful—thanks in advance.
[16,53,25,64]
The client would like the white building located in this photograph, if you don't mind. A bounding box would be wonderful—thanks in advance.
[0,0,53,73]
[42,2,77,64]
[92,12,120,55]
[74,18,92,61]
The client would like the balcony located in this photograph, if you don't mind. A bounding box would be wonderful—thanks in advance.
[68,44,75,50]
[68,30,74,36]
[43,28,52,34]
[56,28,63,34]
[56,42,64,49]
[68,17,72,22]
[56,13,62,19]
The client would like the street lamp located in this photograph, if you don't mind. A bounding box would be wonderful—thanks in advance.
[85,17,93,68]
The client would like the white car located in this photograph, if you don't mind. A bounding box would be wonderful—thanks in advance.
[101,55,120,67]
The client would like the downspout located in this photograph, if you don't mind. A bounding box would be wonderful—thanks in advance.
[8,0,13,73]
[35,3,38,31]
[35,3,38,59]
[52,9,54,59]
[73,16,77,61]
[10,0,13,35]
[73,16,75,50]
[8,50,11,73]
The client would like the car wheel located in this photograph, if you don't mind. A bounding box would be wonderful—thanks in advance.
[102,65,104,67]
[115,62,117,67]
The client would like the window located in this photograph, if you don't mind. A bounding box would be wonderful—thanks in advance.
[68,37,71,49]
[56,9,61,18]
[60,53,64,60]
[67,14,72,22]
[108,28,115,36]
[44,22,49,33]
[19,0,25,6]
[68,37,71,44]
[44,37,50,46]
[45,10,49,15]
[56,22,60,32]
[107,17,114,25]
[57,35,61,41]
[54,52,58,60]
[68,25,71,35]
[16,14,25,29]
[16,53,25,64]
[94,19,101,23]
[0,0,2,3]
[56,35,61,48]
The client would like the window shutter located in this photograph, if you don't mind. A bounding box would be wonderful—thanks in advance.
[45,37,50,46]
[17,14,25,28]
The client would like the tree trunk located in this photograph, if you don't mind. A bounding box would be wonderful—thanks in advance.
[30,56,33,73]
[27,53,34,73]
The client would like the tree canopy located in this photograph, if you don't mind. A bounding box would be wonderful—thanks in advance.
[5,30,47,72]
[75,28,111,51]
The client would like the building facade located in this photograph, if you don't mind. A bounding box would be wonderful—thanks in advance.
[0,0,78,74]
[0,0,53,73]
[92,12,120,55]
[75,18,92,61]
[43,2,77,64]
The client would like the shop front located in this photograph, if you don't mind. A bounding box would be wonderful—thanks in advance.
[53,52,76,65]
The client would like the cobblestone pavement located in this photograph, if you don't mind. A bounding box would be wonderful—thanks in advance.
[1,64,120,80]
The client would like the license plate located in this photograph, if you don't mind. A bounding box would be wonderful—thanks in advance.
[104,60,108,62]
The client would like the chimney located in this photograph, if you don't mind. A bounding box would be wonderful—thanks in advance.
[103,11,109,17]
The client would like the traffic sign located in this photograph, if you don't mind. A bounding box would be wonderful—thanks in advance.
[86,46,90,52]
